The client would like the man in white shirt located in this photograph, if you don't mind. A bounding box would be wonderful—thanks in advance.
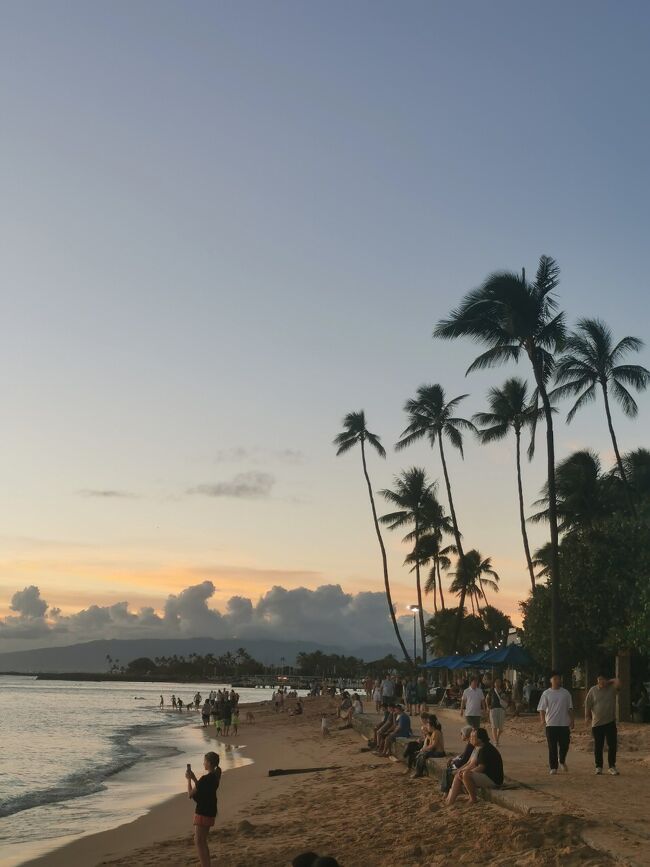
[460,676,486,729]
[537,671,574,774]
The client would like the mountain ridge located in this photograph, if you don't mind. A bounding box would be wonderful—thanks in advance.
[0,636,399,673]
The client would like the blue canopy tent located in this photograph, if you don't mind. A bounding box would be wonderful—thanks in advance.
[419,646,535,671]
[419,655,459,669]
[479,645,535,668]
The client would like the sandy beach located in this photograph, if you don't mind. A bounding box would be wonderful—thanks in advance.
[21,695,650,867]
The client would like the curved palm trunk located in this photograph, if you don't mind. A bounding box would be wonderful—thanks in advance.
[413,522,427,664]
[436,557,446,610]
[602,383,637,518]
[515,427,536,592]
[530,356,561,671]
[438,437,466,649]
[360,438,413,666]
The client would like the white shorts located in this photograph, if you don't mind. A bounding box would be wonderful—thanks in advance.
[490,708,506,729]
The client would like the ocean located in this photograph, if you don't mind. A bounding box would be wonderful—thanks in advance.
[0,676,284,866]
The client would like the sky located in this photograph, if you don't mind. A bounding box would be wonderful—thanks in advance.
[1,1,649,654]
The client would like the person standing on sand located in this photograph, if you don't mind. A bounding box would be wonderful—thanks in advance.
[159,695,164,708]
[486,677,507,745]
[538,671,574,774]
[186,751,221,867]
[380,674,395,703]
[460,676,485,729]
[585,674,620,775]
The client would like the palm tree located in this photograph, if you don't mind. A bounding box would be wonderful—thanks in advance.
[531,449,612,533]
[334,411,412,665]
[473,377,544,592]
[380,468,437,662]
[405,533,455,613]
[449,550,500,614]
[554,318,650,516]
[395,384,476,644]
[434,255,566,669]
[403,494,455,612]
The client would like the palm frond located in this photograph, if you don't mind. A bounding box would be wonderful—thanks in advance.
[566,382,597,424]
[612,364,650,391]
[466,344,520,374]
[610,379,639,417]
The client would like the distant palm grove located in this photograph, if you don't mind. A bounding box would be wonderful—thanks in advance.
[335,256,650,673]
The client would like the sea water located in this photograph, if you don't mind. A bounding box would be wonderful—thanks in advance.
[0,676,279,866]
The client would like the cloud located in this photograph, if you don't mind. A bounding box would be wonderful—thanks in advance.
[0,581,417,654]
[11,585,48,618]
[79,490,137,499]
[189,472,275,499]
[215,448,304,465]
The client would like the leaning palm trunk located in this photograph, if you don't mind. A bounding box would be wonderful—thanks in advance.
[530,356,561,670]
[413,523,427,663]
[436,557,445,610]
[360,439,412,665]
[515,428,536,592]
[602,384,637,518]
[438,438,467,649]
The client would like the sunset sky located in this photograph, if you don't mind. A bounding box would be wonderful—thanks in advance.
[2,1,649,652]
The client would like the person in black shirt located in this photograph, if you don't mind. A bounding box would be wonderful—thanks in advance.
[445,728,503,806]
[186,751,221,867]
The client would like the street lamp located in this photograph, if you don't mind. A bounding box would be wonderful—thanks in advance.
[407,605,420,662]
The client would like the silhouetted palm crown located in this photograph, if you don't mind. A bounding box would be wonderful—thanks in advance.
[380,467,434,534]
[396,384,476,454]
[449,550,500,602]
[473,377,544,457]
[434,255,566,381]
[334,411,386,458]
[554,318,650,422]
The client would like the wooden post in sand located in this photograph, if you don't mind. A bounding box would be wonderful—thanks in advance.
[616,649,631,722]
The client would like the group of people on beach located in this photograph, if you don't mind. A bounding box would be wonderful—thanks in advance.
[364,667,622,808]
[200,689,241,735]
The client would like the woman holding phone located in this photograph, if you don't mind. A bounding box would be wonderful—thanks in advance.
[186,751,221,867]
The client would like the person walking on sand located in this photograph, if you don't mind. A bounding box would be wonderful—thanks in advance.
[186,751,221,867]
[538,671,574,774]
[486,677,507,745]
[159,695,164,708]
[460,676,485,730]
[585,674,620,776]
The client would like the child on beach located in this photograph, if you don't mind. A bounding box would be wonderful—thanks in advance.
[186,752,221,867]
[232,711,239,735]
[215,718,222,735]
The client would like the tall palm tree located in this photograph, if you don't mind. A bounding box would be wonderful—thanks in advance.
[380,468,437,662]
[334,411,412,664]
[554,318,650,516]
[449,550,500,614]
[434,255,566,669]
[473,377,544,592]
[395,384,476,644]
[402,494,455,612]
[404,533,456,612]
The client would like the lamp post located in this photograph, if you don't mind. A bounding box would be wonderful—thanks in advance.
[407,605,420,663]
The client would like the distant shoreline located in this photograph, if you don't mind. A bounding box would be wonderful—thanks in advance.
[0,671,278,684]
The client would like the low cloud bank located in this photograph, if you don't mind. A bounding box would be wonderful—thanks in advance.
[1,581,420,652]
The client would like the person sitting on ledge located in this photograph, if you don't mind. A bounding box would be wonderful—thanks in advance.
[412,714,446,777]
[445,727,503,806]
[370,703,395,751]
[449,725,474,770]
[403,712,432,769]
[378,703,412,757]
